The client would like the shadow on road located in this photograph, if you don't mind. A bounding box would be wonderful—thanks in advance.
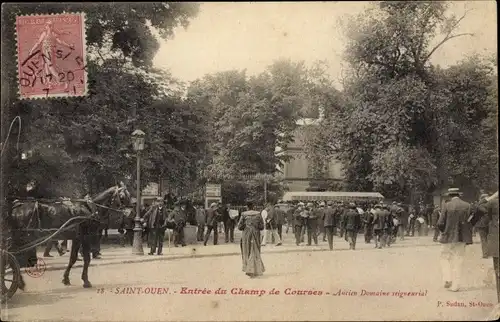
[460,285,496,292]
[255,272,299,279]
[5,291,76,309]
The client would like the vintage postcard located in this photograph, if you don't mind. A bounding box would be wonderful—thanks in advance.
[0,2,498,321]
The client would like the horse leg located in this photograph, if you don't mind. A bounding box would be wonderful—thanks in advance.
[81,238,92,288]
[18,274,26,291]
[63,239,80,285]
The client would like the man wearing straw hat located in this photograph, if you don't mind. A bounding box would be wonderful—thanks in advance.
[437,187,474,292]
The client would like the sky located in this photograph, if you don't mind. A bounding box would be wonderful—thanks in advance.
[153,1,497,87]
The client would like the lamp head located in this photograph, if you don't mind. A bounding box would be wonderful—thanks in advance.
[131,129,145,151]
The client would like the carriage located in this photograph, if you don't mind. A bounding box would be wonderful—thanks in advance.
[0,200,79,304]
[1,185,131,304]
[1,241,23,304]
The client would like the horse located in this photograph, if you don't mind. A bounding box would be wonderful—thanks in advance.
[8,184,130,289]
[91,183,131,258]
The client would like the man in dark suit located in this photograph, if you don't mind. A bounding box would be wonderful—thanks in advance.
[470,191,499,303]
[273,204,286,243]
[437,187,474,292]
[195,203,206,242]
[306,203,319,246]
[363,205,375,243]
[143,197,168,255]
[431,205,441,242]
[341,202,362,250]
[322,201,336,250]
[293,203,305,246]
[372,204,391,249]
[169,200,187,247]
[204,203,220,246]
[474,194,490,258]
[338,201,346,238]
[285,204,295,234]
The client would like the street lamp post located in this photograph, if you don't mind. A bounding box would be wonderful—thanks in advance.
[131,129,145,255]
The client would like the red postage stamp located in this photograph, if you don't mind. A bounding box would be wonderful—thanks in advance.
[15,13,87,99]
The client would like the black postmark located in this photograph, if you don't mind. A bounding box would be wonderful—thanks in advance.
[19,47,87,97]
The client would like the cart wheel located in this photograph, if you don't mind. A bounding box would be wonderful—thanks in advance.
[1,251,21,303]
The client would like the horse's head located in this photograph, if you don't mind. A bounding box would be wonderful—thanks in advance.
[98,182,131,210]
[114,182,131,209]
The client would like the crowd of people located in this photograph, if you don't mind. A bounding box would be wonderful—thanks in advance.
[40,188,498,305]
[42,196,446,258]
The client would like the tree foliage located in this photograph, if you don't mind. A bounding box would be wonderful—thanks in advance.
[187,59,343,202]
[1,3,203,198]
[310,1,497,202]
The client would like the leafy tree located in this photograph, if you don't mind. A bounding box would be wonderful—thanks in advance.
[311,1,497,202]
[1,3,201,198]
[187,59,341,203]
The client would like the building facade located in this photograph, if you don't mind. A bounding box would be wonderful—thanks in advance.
[281,119,344,192]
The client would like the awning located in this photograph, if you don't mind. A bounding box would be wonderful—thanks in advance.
[282,191,385,201]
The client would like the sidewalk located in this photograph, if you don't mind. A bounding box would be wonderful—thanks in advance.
[30,234,445,273]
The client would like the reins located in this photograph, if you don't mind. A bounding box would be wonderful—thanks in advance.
[4,189,130,254]
[7,215,101,255]
[9,197,127,214]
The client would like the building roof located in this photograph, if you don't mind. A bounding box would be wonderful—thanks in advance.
[282,191,384,201]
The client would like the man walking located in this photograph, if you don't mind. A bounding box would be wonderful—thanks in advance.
[204,203,220,246]
[317,202,326,242]
[342,202,362,250]
[372,204,391,249]
[306,203,319,246]
[437,188,474,292]
[263,204,282,246]
[293,203,305,246]
[322,201,336,250]
[363,205,375,243]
